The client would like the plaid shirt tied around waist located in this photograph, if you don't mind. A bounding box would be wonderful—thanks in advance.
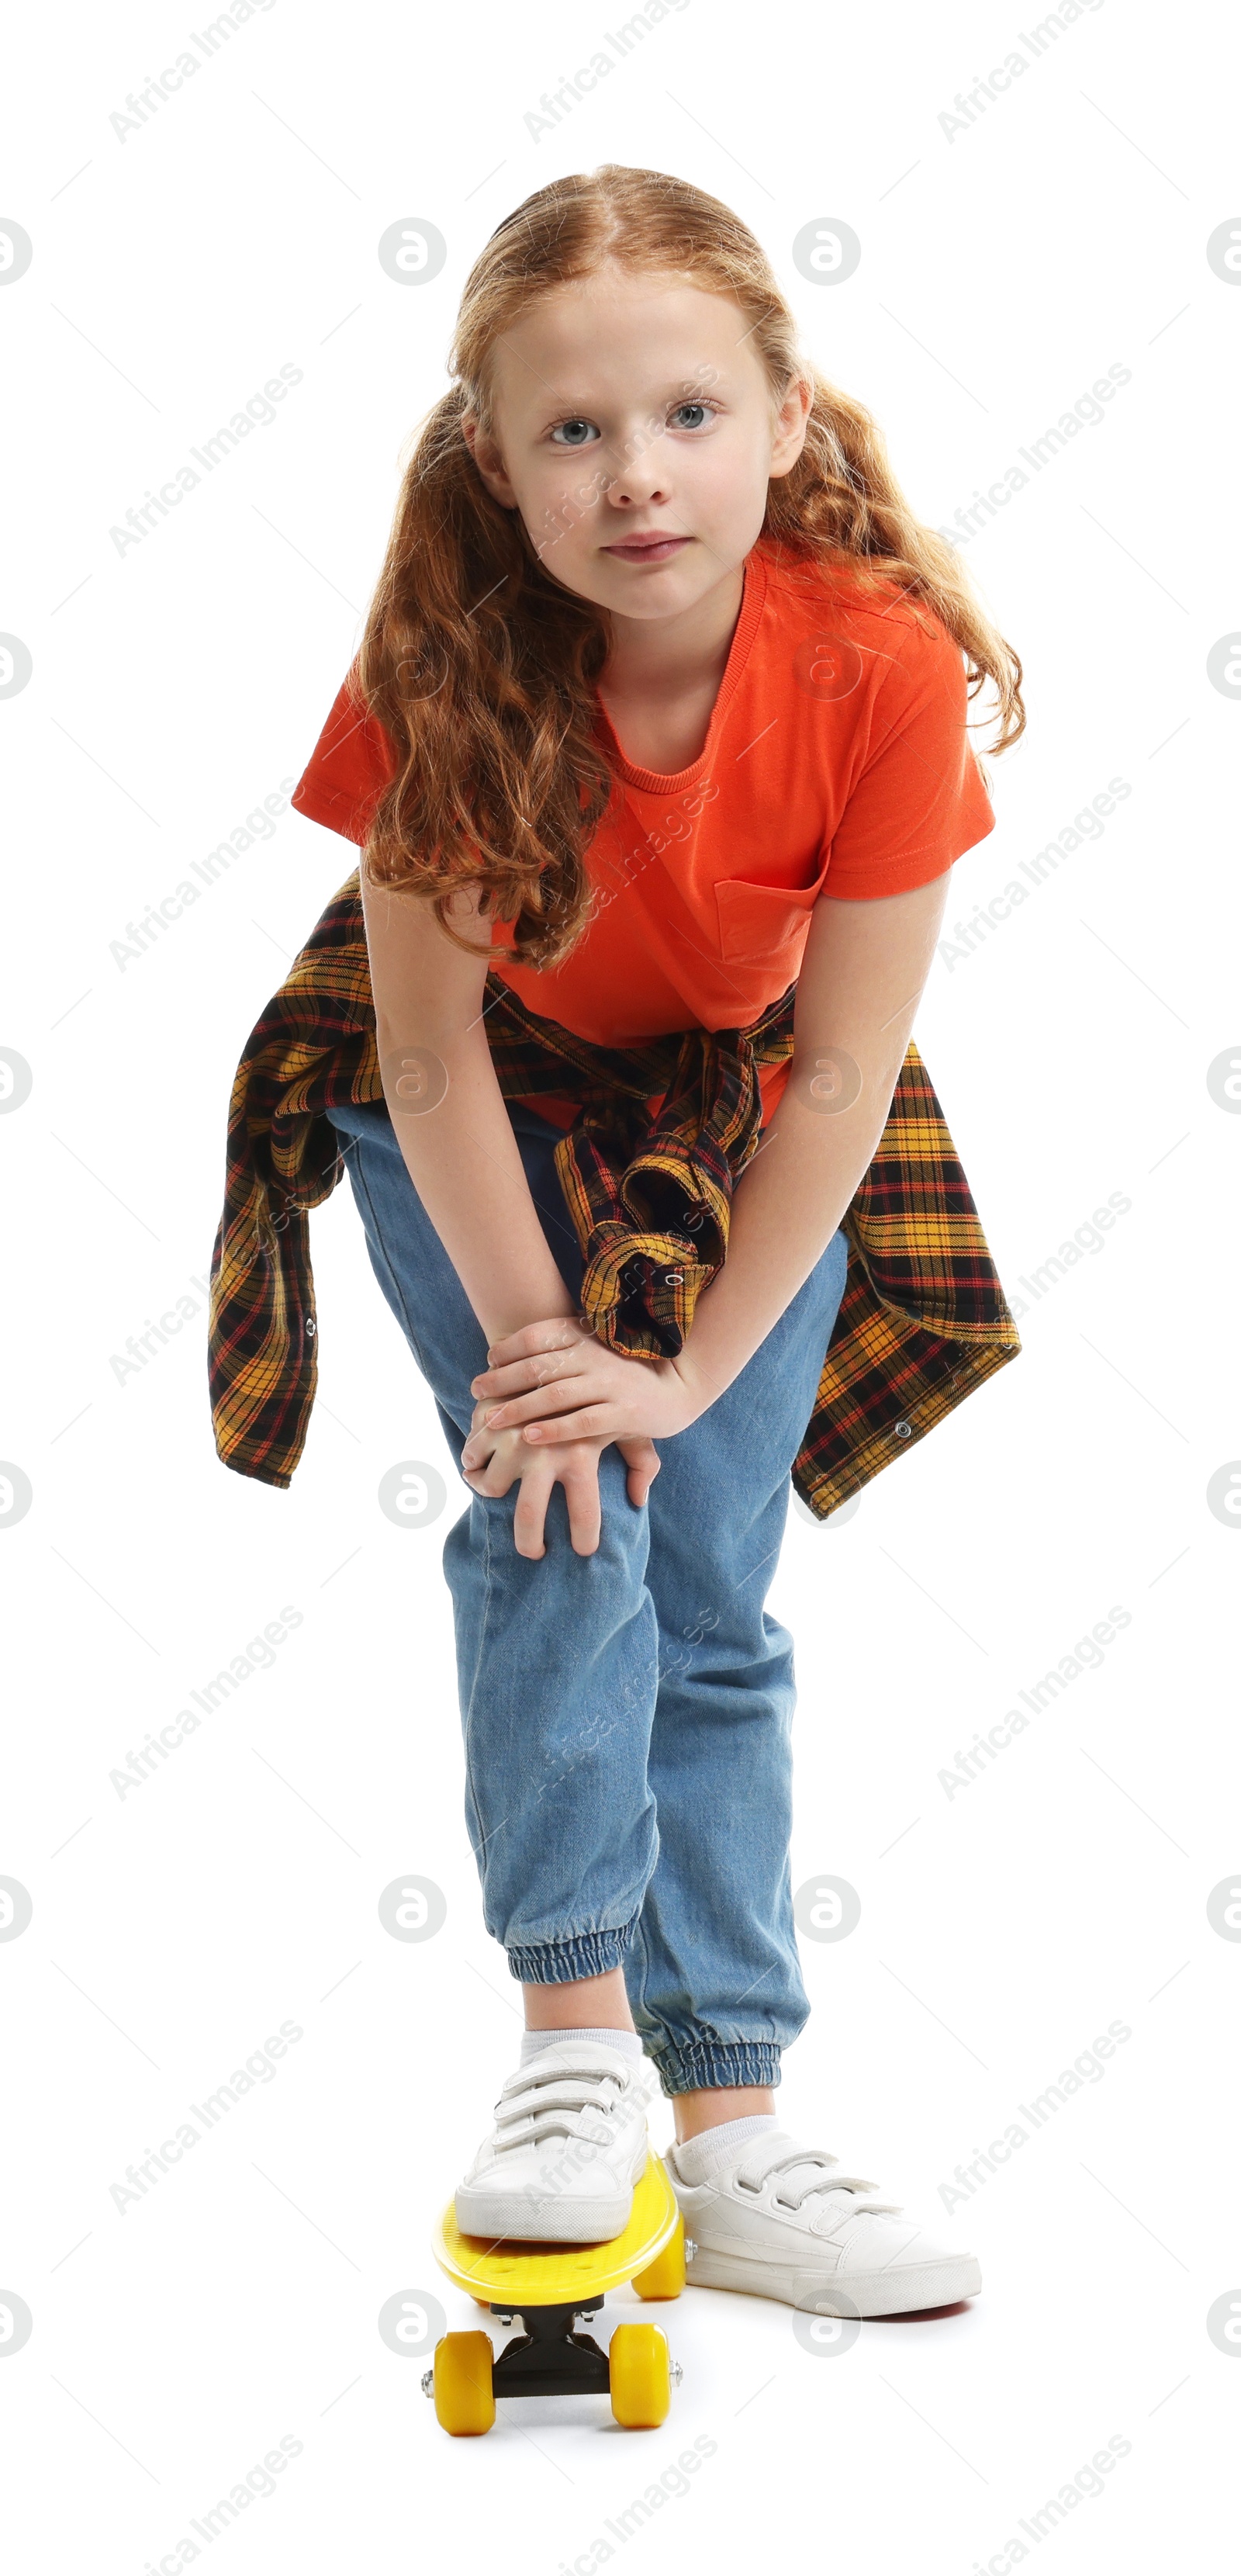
[208,870,1021,1515]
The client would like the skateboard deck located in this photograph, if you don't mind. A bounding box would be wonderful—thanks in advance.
[426,2152,686,2434]
[433,2148,680,2303]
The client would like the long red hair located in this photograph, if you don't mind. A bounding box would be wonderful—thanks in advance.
[357,165,1024,968]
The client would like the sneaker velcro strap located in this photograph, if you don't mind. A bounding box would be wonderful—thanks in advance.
[492,2111,609,2155]
[735,2138,886,2200]
[495,2076,616,2125]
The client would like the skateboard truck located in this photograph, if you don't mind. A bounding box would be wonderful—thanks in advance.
[420,2296,686,2407]
[484,2302,612,2402]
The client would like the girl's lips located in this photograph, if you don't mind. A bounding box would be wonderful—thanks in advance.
[602,535,691,563]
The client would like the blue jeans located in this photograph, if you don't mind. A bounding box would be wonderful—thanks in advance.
[327,1096,849,2097]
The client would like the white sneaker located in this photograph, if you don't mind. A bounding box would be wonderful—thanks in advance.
[666,2128,982,2317]
[454,2040,652,2243]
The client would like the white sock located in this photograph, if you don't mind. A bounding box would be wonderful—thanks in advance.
[520,2024,645,2064]
[670,2114,780,2182]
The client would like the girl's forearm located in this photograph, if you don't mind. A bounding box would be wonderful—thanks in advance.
[379,1022,576,1342]
[674,1053,898,1413]
[677,883,949,1415]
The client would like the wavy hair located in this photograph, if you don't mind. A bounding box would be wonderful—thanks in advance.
[357,165,1025,968]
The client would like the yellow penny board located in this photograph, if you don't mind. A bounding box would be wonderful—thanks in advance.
[434,2152,679,2305]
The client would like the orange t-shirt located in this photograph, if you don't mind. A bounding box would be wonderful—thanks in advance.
[291,540,994,1122]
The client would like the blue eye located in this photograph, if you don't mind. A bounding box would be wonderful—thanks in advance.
[550,419,598,446]
[672,403,712,429]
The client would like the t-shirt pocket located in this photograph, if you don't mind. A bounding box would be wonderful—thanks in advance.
[714,874,823,964]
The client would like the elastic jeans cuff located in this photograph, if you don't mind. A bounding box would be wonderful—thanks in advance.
[645,2039,782,2098]
[506,1916,638,1985]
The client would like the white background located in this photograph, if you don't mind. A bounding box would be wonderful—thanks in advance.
[2,0,1239,2568]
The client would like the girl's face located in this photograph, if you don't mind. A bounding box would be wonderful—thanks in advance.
[462,268,810,624]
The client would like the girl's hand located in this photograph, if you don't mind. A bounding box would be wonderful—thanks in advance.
[461,1417,661,1560]
[464,1317,703,1455]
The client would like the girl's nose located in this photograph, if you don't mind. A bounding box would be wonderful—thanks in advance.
[601,418,672,509]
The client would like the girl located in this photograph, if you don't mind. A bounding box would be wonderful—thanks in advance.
[210,165,1022,2320]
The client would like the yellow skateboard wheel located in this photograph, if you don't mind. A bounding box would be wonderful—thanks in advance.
[631,2212,685,2301]
[433,2331,496,2436]
[609,2323,671,2429]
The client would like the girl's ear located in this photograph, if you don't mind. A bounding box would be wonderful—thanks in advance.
[461,414,519,509]
[768,374,813,483]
